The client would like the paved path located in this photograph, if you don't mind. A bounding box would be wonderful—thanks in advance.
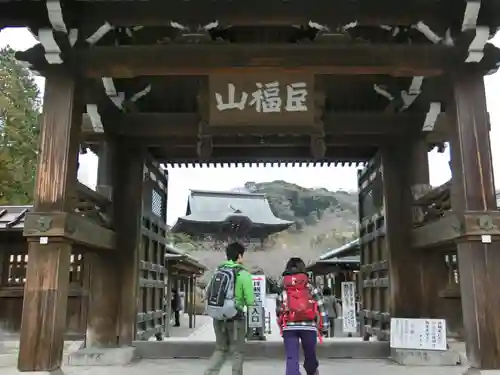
[187,296,283,341]
[1,358,469,375]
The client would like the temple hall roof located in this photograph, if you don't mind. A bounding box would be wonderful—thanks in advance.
[171,189,293,235]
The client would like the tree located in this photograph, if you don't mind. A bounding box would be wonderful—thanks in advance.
[0,47,41,204]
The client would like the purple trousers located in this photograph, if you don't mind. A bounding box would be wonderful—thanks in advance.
[283,330,318,375]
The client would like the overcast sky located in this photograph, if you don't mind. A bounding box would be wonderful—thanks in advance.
[2,28,500,224]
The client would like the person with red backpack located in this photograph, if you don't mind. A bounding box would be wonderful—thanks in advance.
[276,257,329,375]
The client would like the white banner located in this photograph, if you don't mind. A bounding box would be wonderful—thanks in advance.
[341,281,357,333]
[390,318,447,351]
[252,275,266,306]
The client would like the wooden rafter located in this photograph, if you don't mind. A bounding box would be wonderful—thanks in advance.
[5,0,500,30]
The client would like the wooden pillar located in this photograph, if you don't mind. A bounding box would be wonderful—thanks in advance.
[18,72,82,372]
[165,263,173,337]
[85,141,120,348]
[189,276,195,329]
[113,141,144,346]
[183,277,189,313]
[449,69,500,369]
[381,137,429,318]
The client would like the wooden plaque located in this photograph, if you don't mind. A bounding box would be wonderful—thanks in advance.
[208,72,315,127]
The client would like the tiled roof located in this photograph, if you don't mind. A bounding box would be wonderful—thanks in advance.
[172,189,293,231]
[0,205,31,231]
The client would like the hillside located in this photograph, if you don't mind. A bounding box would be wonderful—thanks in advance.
[181,180,359,280]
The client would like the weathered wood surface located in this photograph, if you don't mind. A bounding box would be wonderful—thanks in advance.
[113,141,145,346]
[449,69,500,369]
[23,212,115,250]
[81,44,456,77]
[0,242,89,337]
[412,211,500,249]
[85,141,120,347]
[381,137,430,319]
[4,0,500,29]
[82,111,450,139]
[18,72,83,372]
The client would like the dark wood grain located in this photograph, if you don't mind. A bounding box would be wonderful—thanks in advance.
[18,72,82,371]
[449,69,500,369]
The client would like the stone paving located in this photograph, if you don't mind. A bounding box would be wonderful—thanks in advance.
[0,358,470,375]
[187,296,283,341]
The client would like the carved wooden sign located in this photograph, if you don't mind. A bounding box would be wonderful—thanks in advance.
[208,72,315,126]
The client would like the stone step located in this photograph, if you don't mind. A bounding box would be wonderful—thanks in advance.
[133,339,390,360]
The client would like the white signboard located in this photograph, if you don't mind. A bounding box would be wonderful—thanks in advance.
[390,318,447,351]
[248,305,264,328]
[252,275,266,306]
[341,281,357,333]
[215,82,308,113]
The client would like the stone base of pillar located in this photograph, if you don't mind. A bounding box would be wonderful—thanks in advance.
[390,348,462,366]
[66,347,136,366]
[464,369,500,375]
[14,370,65,375]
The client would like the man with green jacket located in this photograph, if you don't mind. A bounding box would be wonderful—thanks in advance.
[204,242,255,375]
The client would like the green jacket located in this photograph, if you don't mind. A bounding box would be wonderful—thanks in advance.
[219,260,255,309]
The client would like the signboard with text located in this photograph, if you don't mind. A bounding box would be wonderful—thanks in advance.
[341,281,357,333]
[390,318,447,351]
[208,72,315,127]
[252,275,266,306]
[248,305,264,328]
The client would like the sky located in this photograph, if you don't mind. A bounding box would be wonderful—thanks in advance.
[1,28,500,224]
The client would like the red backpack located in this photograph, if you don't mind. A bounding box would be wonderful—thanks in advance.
[281,273,317,322]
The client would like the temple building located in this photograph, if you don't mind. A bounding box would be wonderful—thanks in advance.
[171,190,293,250]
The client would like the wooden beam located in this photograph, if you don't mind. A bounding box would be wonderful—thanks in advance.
[8,0,500,30]
[412,211,500,249]
[149,144,376,163]
[82,112,443,139]
[23,212,116,250]
[80,44,455,78]
[449,68,500,369]
[73,0,457,27]
[412,213,461,249]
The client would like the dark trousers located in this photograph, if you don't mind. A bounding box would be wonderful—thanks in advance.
[283,330,318,375]
[328,318,335,337]
[174,310,180,326]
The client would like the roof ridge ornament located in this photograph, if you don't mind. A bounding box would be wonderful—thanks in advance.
[228,204,242,214]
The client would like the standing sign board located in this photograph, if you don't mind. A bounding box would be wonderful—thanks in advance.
[248,306,264,328]
[390,318,447,351]
[248,275,266,329]
[341,281,357,333]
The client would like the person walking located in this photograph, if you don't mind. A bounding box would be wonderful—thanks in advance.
[322,287,339,337]
[204,242,255,375]
[276,257,329,375]
[171,288,181,327]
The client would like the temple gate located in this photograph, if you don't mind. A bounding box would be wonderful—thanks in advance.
[3,0,500,372]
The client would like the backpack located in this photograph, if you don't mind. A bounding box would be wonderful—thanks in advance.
[205,265,241,320]
[281,273,317,322]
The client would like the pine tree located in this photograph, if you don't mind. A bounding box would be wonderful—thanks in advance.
[0,47,41,204]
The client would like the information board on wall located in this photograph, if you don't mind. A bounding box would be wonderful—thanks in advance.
[341,281,357,333]
[390,318,447,351]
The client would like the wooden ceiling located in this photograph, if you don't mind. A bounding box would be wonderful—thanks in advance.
[4,0,500,165]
